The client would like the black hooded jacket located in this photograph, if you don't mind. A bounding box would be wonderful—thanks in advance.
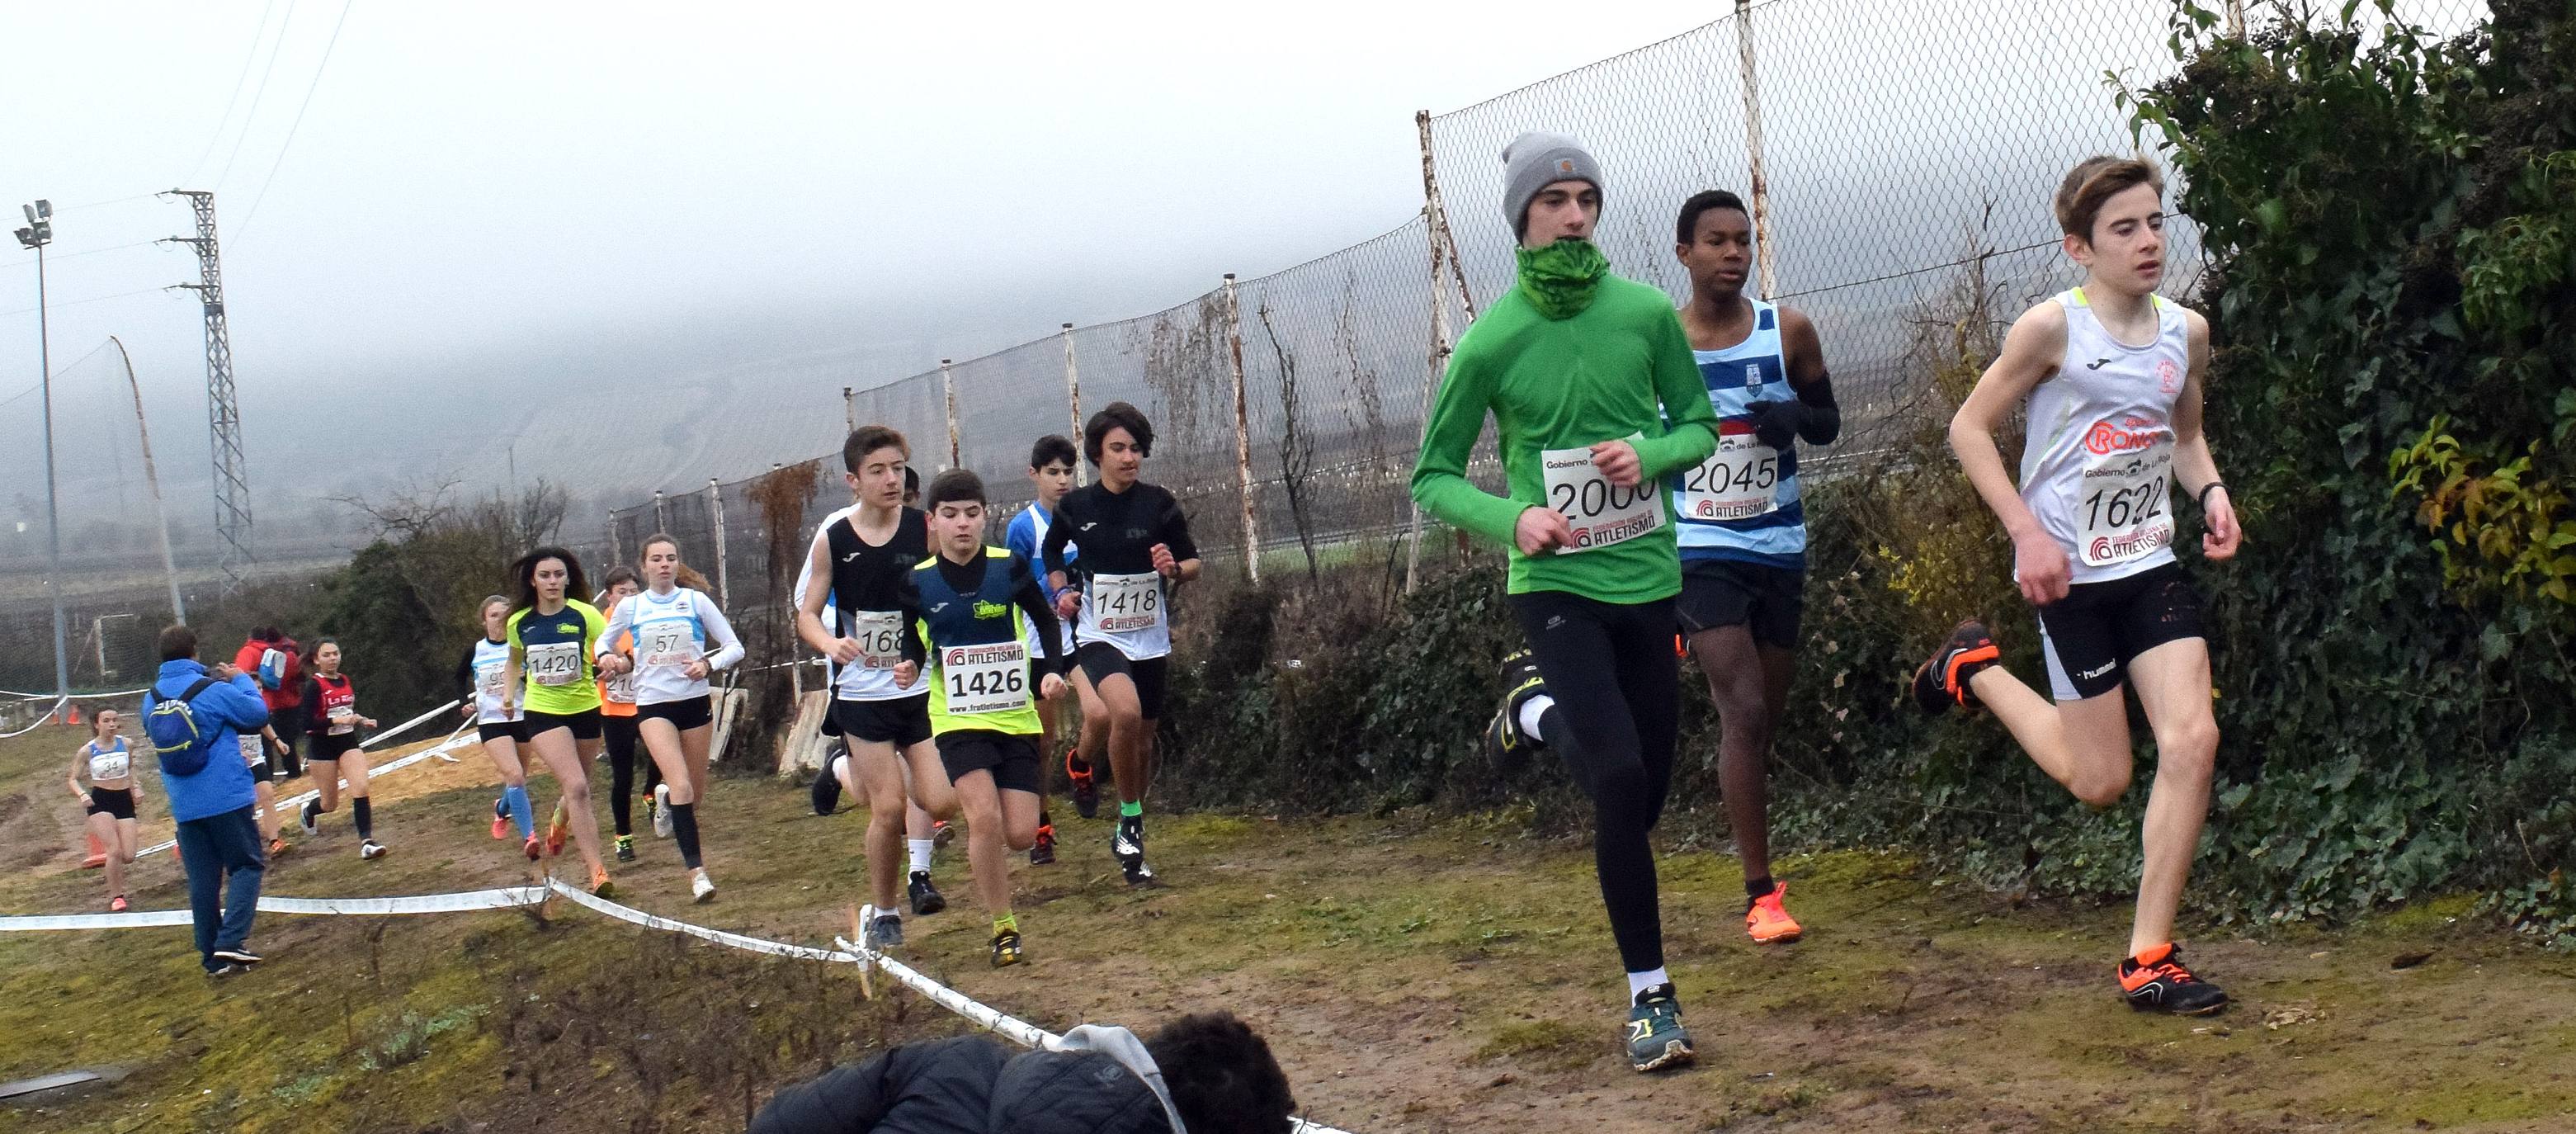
[751,1035,1180,1134]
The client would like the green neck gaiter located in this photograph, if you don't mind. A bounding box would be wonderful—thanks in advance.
[1515,239,1610,319]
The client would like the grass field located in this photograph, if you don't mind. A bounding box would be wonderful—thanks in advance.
[0,724,2569,1132]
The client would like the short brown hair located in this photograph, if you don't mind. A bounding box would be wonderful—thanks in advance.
[842,425,908,474]
[2054,156,2165,243]
[158,624,199,662]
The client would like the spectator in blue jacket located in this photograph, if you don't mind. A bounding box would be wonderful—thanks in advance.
[143,624,272,976]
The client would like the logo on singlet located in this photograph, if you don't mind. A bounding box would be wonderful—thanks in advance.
[841,551,864,563]
[2158,359,2182,394]
[2085,357,2113,370]
[2083,417,2162,456]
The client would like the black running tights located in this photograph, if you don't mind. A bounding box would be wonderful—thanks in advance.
[1507,590,1681,975]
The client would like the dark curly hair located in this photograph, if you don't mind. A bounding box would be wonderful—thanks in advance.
[1083,402,1154,465]
[1144,1012,1295,1134]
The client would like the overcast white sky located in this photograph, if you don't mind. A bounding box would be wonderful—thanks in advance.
[1,1,1737,529]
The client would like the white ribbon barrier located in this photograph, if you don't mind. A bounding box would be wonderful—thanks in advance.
[1,686,149,701]
[358,699,461,751]
[543,878,859,963]
[0,700,67,739]
[0,886,543,933]
[135,727,480,860]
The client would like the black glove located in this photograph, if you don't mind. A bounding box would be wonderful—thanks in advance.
[1745,399,1806,451]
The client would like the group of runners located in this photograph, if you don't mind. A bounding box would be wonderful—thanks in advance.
[1413,133,2238,1071]
[64,128,2239,1084]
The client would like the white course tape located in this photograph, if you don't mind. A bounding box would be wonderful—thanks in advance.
[134,730,481,860]
[545,879,858,962]
[0,700,67,739]
[359,700,462,751]
[0,886,543,932]
[1,686,149,701]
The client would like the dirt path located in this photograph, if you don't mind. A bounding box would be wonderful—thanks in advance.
[0,734,2569,1132]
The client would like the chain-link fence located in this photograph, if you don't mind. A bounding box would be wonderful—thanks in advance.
[589,0,2493,678]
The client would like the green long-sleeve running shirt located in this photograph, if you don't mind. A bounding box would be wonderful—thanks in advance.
[1410,273,1720,604]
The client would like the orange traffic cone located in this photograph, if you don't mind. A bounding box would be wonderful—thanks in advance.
[83,832,107,869]
[64,704,83,727]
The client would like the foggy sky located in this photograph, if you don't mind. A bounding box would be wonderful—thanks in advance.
[1,1,1730,550]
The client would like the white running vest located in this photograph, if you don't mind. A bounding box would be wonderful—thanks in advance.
[2019,288,2189,585]
[470,637,521,724]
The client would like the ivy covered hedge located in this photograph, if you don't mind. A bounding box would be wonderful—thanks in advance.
[1156,0,2576,946]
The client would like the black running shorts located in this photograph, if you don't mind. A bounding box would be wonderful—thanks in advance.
[1076,642,1168,721]
[524,708,603,742]
[936,730,1042,795]
[2036,562,2206,702]
[1675,559,1805,650]
[309,731,362,763]
[833,695,932,748]
[477,720,529,744]
[637,695,713,731]
[86,787,136,820]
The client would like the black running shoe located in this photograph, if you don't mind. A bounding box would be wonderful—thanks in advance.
[2119,944,2231,1016]
[990,928,1026,968]
[1067,749,1099,820]
[1030,823,1056,866]
[1113,816,1153,886]
[1912,619,2001,716]
[908,870,946,915]
[1484,648,1550,775]
[864,912,904,951]
[810,747,846,815]
[212,947,263,966]
[299,800,319,837]
[1625,985,1696,1072]
[210,962,251,979]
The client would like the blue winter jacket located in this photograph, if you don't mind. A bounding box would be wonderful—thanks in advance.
[144,659,270,823]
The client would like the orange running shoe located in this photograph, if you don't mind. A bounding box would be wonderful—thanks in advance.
[1911,620,2001,716]
[589,867,616,899]
[545,812,569,857]
[1746,883,1804,944]
[2118,943,2230,1015]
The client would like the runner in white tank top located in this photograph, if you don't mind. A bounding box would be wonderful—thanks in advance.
[1908,156,2243,1018]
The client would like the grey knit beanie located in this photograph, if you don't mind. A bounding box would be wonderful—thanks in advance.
[1502,131,1605,239]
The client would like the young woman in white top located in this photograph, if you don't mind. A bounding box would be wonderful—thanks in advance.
[596,533,743,902]
[67,709,143,911]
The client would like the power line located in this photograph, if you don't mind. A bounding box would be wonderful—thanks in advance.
[214,0,300,191]
[44,239,163,262]
[0,287,169,319]
[183,0,285,189]
[234,0,356,244]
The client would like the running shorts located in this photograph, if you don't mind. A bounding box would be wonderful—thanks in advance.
[637,695,714,731]
[477,721,529,744]
[832,694,932,748]
[86,787,136,820]
[309,732,362,763]
[1076,642,1168,721]
[935,730,1042,795]
[2036,562,2206,702]
[524,708,604,742]
[1676,559,1805,650]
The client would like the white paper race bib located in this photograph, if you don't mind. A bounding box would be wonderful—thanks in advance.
[940,640,1030,716]
[1087,572,1164,635]
[526,641,583,686]
[638,621,700,669]
[1676,426,1780,522]
[91,746,131,780]
[2077,431,2175,568]
[475,661,507,699]
[327,702,356,736]
[1543,439,1663,554]
[237,735,263,768]
[846,610,906,671]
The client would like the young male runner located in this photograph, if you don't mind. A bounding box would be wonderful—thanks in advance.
[899,469,1070,966]
[796,426,960,948]
[1005,434,1113,856]
[800,484,949,889]
[1418,132,1719,1071]
[1040,403,1201,887]
[1667,190,1840,944]
[1912,156,2241,1017]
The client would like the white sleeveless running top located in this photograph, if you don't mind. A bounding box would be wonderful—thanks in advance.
[87,739,131,782]
[2018,287,2188,585]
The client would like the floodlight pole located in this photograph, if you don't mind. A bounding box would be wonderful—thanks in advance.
[17,201,69,699]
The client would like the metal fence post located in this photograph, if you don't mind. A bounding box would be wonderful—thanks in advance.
[652,490,667,536]
[940,358,960,470]
[708,477,729,611]
[842,385,856,434]
[1407,109,1466,595]
[1221,273,1262,587]
[1061,322,1086,487]
[2225,0,2247,37]
[1735,0,1781,300]
[606,513,622,570]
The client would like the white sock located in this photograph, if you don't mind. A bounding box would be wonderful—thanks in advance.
[908,839,935,874]
[1626,967,1672,1004]
[1517,694,1555,742]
